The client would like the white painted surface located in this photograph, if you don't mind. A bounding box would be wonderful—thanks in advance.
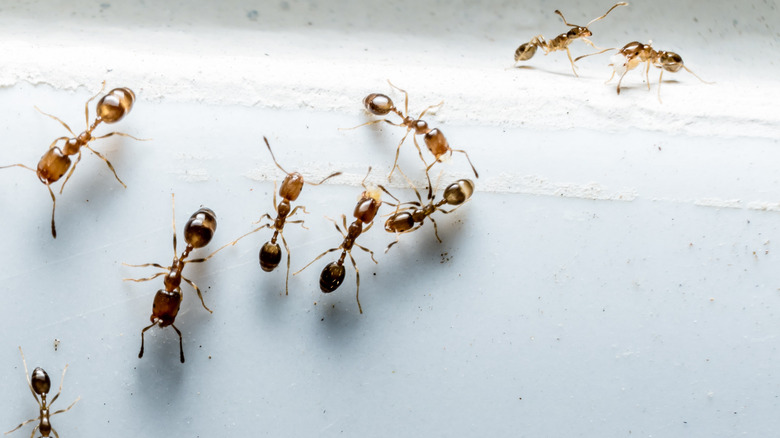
[0,0,779,436]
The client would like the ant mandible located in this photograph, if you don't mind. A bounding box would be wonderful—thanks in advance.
[124,195,224,363]
[230,137,341,295]
[6,347,80,438]
[383,168,474,252]
[0,81,141,238]
[355,81,478,185]
[514,2,627,76]
[599,41,712,102]
[294,168,382,314]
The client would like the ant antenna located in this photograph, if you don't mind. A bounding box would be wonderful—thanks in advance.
[263,136,290,175]
[586,2,627,26]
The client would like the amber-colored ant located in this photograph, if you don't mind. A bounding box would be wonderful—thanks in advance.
[124,195,225,363]
[0,82,141,238]
[579,41,712,102]
[294,168,382,314]
[228,137,341,295]
[383,169,474,252]
[355,81,478,185]
[6,347,80,438]
[514,2,627,76]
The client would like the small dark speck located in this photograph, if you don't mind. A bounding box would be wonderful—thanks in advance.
[693,17,698,22]
[373,273,376,276]
[279,1,290,10]
[208,356,212,359]
[308,21,313,26]
[247,10,258,21]
[100,3,110,10]
[321,317,324,321]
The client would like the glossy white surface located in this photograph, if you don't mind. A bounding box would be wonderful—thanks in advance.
[0,0,778,436]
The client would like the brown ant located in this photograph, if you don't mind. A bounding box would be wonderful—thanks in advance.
[229,137,341,295]
[355,81,478,185]
[587,41,712,102]
[294,168,382,314]
[0,82,141,238]
[513,2,627,76]
[383,169,474,252]
[6,347,80,438]
[124,195,224,363]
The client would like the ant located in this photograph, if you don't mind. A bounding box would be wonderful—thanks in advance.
[6,347,80,438]
[231,137,341,295]
[514,2,627,76]
[0,82,141,238]
[383,169,474,252]
[124,195,224,363]
[294,168,382,314]
[587,41,712,102]
[355,81,478,185]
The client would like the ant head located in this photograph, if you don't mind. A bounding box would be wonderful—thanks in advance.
[97,87,135,123]
[184,208,217,248]
[259,242,282,272]
[659,51,684,72]
[280,172,304,201]
[514,43,537,61]
[36,147,72,185]
[567,26,591,39]
[30,367,51,395]
[363,93,395,116]
[354,188,382,223]
[320,262,346,293]
[443,179,474,206]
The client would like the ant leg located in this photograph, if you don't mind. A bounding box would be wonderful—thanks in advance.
[92,131,148,142]
[138,322,156,358]
[192,224,272,263]
[287,219,308,230]
[605,70,616,85]
[49,364,69,404]
[171,194,178,255]
[35,106,76,137]
[4,417,40,435]
[657,70,665,103]
[123,271,166,283]
[182,277,213,313]
[29,424,39,438]
[386,80,409,117]
[84,145,126,188]
[17,347,41,405]
[362,220,375,234]
[395,166,425,203]
[340,118,403,131]
[579,37,605,52]
[553,9,575,27]
[418,101,444,119]
[123,262,167,269]
[347,251,363,314]
[51,396,80,416]
[253,213,274,225]
[171,324,185,363]
[574,48,615,63]
[293,247,341,275]
[586,2,627,26]
[565,47,579,77]
[452,149,479,178]
[263,137,290,175]
[429,217,442,243]
[616,70,630,95]
[58,150,83,194]
[52,428,59,438]
[388,130,412,181]
[645,61,652,90]
[47,184,58,238]
[85,81,107,128]
[385,234,401,253]
[355,243,378,264]
[280,233,292,295]
[322,215,345,237]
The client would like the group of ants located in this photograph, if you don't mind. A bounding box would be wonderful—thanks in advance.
[2,3,710,435]
[514,2,711,102]
[1,81,477,438]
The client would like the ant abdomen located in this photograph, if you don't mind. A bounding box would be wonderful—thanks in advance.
[31,368,51,395]
[36,148,71,184]
[96,87,136,123]
[320,262,346,292]
[259,242,282,271]
[385,211,415,233]
[514,43,537,61]
[660,52,684,72]
[184,208,217,248]
[363,93,395,115]
[443,179,475,205]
